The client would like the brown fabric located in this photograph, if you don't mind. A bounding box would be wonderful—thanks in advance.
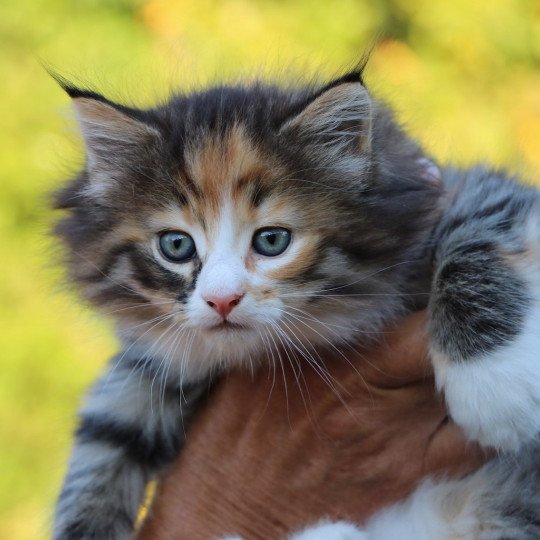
[139,312,489,540]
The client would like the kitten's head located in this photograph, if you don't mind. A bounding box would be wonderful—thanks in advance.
[54,71,441,376]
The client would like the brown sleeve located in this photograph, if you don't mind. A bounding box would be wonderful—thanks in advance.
[139,312,488,540]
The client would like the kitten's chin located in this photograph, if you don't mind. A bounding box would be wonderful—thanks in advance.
[192,326,267,374]
[204,321,250,332]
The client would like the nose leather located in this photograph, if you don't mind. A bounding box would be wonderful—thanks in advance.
[204,294,243,319]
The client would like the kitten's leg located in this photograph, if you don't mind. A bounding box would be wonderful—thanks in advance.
[53,355,206,540]
[429,169,540,451]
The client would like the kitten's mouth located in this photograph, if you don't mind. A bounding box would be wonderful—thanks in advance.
[207,321,248,332]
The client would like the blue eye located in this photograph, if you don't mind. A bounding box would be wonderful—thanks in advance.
[159,231,196,262]
[252,227,291,257]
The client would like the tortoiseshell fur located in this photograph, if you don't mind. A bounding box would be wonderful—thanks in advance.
[52,70,540,539]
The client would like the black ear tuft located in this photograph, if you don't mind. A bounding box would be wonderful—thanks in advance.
[324,70,363,89]
[320,52,370,93]
[45,65,153,128]
[317,63,367,96]
[45,66,162,195]
[45,67,111,104]
[61,84,109,103]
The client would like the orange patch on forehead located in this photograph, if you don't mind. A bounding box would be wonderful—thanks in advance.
[184,124,264,208]
[181,124,276,234]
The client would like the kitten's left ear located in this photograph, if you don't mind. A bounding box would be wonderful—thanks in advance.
[72,96,160,172]
[279,71,372,153]
[53,75,161,174]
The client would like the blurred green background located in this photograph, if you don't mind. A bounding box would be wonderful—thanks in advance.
[1,1,539,538]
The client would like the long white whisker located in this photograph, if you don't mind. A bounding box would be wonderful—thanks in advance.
[275,316,352,409]
[282,306,402,380]
[270,322,312,421]
[120,311,178,333]
[148,321,185,414]
[278,310,373,400]
[277,306,359,347]
[100,299,178,317]
[177,327,199,438]
[255,326,278,419]
[103,312,176,394]
[159,321,188,416]
[264,322,291,426]
[282,305,358,332]
[280,292,430,298]
[281,259,428,298]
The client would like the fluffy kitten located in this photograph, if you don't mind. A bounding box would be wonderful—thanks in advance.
[51,68,540,539]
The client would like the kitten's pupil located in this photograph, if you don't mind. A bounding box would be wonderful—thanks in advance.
[266,233,277,245]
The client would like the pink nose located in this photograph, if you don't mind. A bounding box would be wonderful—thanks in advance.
[204,294,243,319]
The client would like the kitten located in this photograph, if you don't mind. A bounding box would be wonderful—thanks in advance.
[51,67,540,539]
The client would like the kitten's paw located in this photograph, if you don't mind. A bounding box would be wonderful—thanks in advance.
[289,520,368,540]
[428,224,540,451]
[433,312,540,451]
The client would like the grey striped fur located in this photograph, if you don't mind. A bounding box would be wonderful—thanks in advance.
[54,356,207,539]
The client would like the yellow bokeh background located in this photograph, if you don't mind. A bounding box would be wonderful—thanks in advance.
[1,1,539,538]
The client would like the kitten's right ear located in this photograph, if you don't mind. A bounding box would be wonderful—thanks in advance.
[53,75,161,181]
[279,71,373,154]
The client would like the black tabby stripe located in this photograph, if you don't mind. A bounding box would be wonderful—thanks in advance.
[430,241,529,361]
[86,241,188,295]
[250,179,271,207]
[76,415,182,469]
[124,248,184,291]
[440,197,519,237]
[60,508,133,540]
[81,242,138,284]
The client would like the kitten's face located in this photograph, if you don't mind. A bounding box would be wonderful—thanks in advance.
[55,76,441,377]
[134,126,337,365]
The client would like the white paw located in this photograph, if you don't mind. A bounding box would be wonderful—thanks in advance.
[433,316,540,451]
[290,520,368,540]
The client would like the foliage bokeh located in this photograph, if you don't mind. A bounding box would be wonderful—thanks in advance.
[1,1,539,538]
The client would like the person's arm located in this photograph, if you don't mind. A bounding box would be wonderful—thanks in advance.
[138,311,488,540]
